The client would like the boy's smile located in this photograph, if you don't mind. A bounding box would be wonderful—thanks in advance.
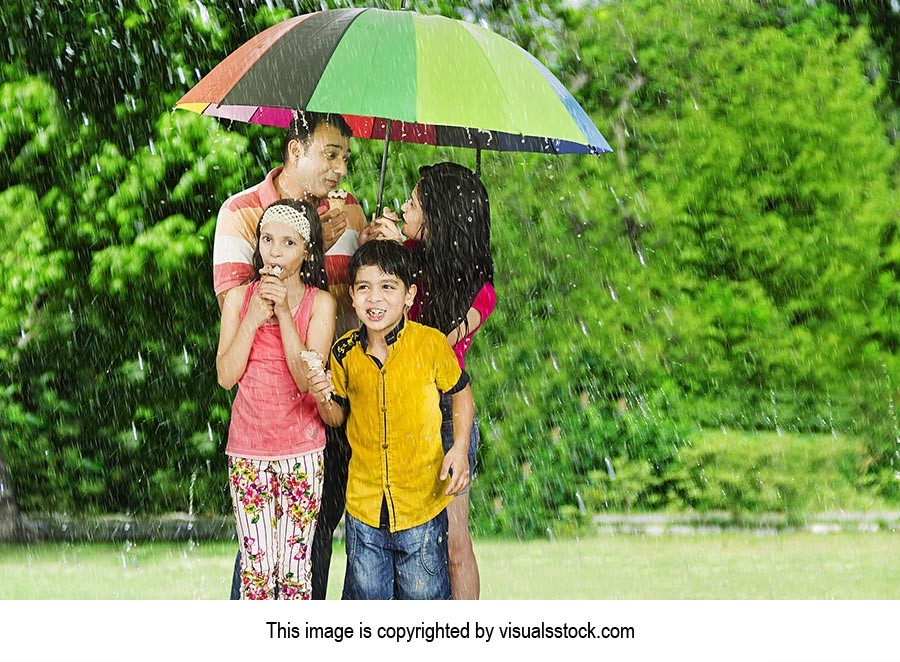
[351,265,416,336]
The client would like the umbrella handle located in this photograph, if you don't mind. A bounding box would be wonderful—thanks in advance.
[375,120,392,218]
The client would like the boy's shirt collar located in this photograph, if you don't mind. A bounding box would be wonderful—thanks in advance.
[358,316,406,352]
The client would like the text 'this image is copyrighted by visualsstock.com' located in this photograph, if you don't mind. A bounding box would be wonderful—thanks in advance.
[266,619,634,643]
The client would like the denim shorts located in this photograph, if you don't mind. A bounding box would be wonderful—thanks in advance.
[342,510,450,600]
[439,393,479,493]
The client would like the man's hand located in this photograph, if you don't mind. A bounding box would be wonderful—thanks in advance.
[320,207,348,251]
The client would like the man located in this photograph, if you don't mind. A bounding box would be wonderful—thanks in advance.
[214,111,363,600]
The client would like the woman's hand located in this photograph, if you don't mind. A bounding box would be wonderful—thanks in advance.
[367,209,405,243]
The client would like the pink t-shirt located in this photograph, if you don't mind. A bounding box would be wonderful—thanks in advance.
[409,281,496,370]
[226,283,326,460]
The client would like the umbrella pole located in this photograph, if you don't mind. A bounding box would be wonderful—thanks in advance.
[475,147,482,178]
[376,119,392,218]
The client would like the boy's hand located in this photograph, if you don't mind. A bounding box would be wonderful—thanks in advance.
[440,445,470,496]
[307,368,335,405]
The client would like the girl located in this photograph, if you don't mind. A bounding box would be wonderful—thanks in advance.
[369,162,495,600]
[216,199,336,599]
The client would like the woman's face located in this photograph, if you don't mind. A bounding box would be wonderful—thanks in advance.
[400,186,426,241]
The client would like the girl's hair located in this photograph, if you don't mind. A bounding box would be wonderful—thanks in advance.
[413,162,494,336]
[252,199,329,292]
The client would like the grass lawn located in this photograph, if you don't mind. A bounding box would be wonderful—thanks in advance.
[0,531,896,599]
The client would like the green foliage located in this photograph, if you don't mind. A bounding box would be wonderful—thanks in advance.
[0,0,898,536]
[581,430,897,525]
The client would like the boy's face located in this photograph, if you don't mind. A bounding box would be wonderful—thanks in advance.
[350,265,416,334]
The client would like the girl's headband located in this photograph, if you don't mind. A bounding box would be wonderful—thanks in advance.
[260,204,311,243]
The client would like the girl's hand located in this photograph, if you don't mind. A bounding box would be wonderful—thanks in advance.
[246,290,275,327]
[258,276,290,320]
[307,368,335,405]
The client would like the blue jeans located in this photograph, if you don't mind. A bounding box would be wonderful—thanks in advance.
[342,510,450,600]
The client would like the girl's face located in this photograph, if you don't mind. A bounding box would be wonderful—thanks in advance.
[259,221,309,280]
[400,186,426,241]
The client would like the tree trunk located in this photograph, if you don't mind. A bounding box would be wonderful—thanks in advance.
[0,446,22,542]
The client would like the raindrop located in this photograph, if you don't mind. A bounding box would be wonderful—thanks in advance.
[575,492,586,516]
[183,345,190,364]
[207,422,214,442]
[194,0,211,27]
[188,471,197,522]
[604,457,616,480]
[608,285,618,302]
[138,352,144,371]
[131,422,138,441]
[148,139,156,155]
[771,390,782,437]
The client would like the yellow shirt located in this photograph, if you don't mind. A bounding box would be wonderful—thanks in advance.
[330,319,466,532]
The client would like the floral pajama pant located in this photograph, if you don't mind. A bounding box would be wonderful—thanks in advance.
[228,452,324,600]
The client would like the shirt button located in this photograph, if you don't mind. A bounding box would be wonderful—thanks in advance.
[381,406,387,412]
[382,444,388,449]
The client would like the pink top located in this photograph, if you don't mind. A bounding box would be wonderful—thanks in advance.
[226,283,326,460]
[409,281,496,370]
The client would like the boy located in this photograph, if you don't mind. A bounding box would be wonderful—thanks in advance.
[308,240,474,600]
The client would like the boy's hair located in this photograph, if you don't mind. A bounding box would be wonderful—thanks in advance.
[252,199,329,291]
[349,240,415,289]
[283,110,353,161]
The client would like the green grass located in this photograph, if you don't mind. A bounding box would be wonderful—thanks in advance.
[1,532,896,599]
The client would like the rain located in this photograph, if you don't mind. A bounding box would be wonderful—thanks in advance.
[0,0,898,655]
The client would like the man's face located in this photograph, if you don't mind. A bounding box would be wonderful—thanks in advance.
[293,123,351,199]
[350,265,416,334]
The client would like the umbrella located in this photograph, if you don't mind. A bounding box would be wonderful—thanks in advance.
[176,7,611,210]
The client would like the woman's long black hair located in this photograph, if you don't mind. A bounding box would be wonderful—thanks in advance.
[413,162,494,336]
[251,198,329,292]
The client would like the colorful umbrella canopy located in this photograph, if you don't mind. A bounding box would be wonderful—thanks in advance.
[175,7,611,156]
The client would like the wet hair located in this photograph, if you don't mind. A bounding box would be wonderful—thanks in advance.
[282,111,353,162]
[349,240,416,290]
[413,162,494,335]
[252,199,329,292]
